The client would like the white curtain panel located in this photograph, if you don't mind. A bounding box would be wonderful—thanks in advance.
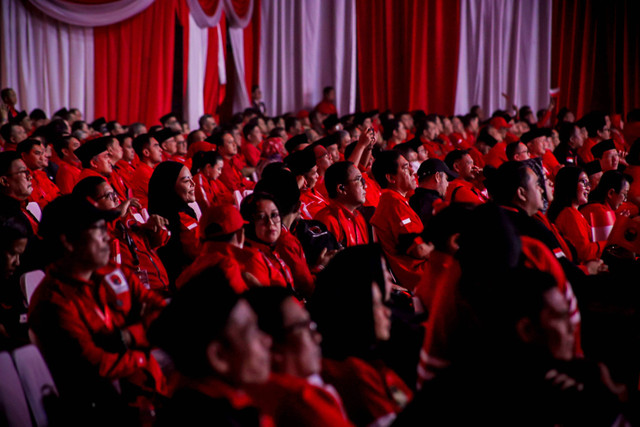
[185,13,210,131]
[188,0,224,29]
[224,0,255,29]
[27,0,154,27]
[1,0,94,120]
[228,27,252,113]
[454,0,552,116]
[259,0,357,116]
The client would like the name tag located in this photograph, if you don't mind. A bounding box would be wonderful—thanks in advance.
[401,218,412,226]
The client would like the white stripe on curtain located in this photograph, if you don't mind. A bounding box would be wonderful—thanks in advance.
[454,0,552,116]
[185,12,210,131]
[1,0,94,120]
[259,0,357,116]
[27,0,154,27]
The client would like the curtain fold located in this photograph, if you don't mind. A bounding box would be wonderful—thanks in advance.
[185,12,209,130]
[224,0,254,28]
[356,0,460,115]
[1,0,94,119]
[94,0,179,126]
[454,0,552,116]
[27,0,154,27]
[551,0,640,118]
[203,20,227,116]
[188,0,224,28]
[259,0,357,116]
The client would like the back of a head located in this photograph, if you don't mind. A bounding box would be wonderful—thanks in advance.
[547,166,582,223]
[485,161,530,206]
[148,161,186,217]
[371,150,401,189]
[132,133,151,158]
[72,176,107,200]
[557,122,578,145]
[253,168,300,216]
[424,203,473,252]
[244,287,296,343]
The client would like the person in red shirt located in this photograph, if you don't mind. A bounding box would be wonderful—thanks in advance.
[370,150,431,289]
[242,119,263,168]
[285,148,330,220]
[75,136,129,203]
[149,268,272,426]
[444,149,487,205]
[581,171,631,240]
[591,139,620,173]
[131,134,163,209]
[578,112,611,164]
[191,151,236,211]
[29,194,167,424]
[418,117,451,160]
[211,127,255,196]
[383,118,408,150]
[17,138,61,209]
[310,245,413,426]
[522,128,561,178]
[245,287,352,426]
[315,161,369,248]
[153,128,180,162]
[0,122,28,152]
[311,142,334,199]
[53,135,82,194]
[315,86,338,116]
[114,134,136,188]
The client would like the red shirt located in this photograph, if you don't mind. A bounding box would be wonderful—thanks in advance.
[413,250,457,314]
[300,188,330,220]
[314,200,369,248]
[577,137,599,164]
[554,206,604,263]
[109,166,130,202]
[219,157,255,193]
[484,141,507,169]
[361,169,381,208]
[444,178,487,205]
[131,162,155,208]
[370,189,427,289]
[315,100,337,115]
[116,160,135,188]
[276,228,315,298]
[28,169,61,209]
[56,160,82,194]
[242,142,261,168]
[244,239,294,289]
[194,172,235,212]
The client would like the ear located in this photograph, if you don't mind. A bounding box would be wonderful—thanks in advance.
[607,188,617,199]
[59,234,75,253]
[0,176,9,188]
[515,317,536,343]
[338,184,346,195]
[142,147,151,158]
[206,341,230,375]
[516,186,527,203]
[89,157,99,169]
[385,173,396,185]
[446,232,461,253]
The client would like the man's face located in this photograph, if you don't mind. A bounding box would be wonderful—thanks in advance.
[1,237,27,280]
[442,118,453,134]
[392,155,416,193]
[146,138,163,164]
[248,126,263,144]
[92,151,113,176]
[522,168,544,215]
[454,154,477,181]
[3,89,17,105]
[192,130,206,143]
[202,117,216,135]
[107,139,123,164]
[597,125,611,141]
[314,148,332,173]
[342,165,367,207]
[436,171,449,196]
[121,137,135,162]
[1,159,32,200]
[71,220,111,270]
[394,122,407,141]
[23,143,48,170]
[112,122,124,135]
[64,137,81,162]
[232,128,242,146]
[219,300,271,386]
[252,87,262,101]
[600,149,619,172]
[175,134,187,156]
[512,142,530,162]
[527,137,546,157]
[10,125,27,145]
[161,137,177,156]
[327,144,340,163]
[303,166,319,190]
[538,288,575,361]
[164,117,182,133]
[220,133,238,157]
[400,114,414,132]
[569,127,584,149]
[426,121,438,140]
[277,297,322,377]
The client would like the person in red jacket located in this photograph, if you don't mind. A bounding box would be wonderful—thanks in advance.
[444,149,487,205]
[53,135,82,194]
[285,148,329,220]
[242,119,263,168]
[191,151,236,211]
[580,171,631,241]
[591,139,620,173]
[29,194,167,425]
[17,138,61,209]
[131,134,163,209]
[315,86,338,116]
[211,127,255,196]
[245,287,353,426]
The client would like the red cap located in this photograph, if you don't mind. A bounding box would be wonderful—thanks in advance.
[297,110,310,119]
[489,117,511,130]
[199,204,247,238]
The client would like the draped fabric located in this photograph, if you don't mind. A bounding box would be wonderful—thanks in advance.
[27,0,154,27]
[356,0,460,115]
[551,0,640,118]
[454,0,552,116]
[203,22,228,116]
[1,0,95,119]
[94,0,182,127]
[243,0,261,98]
[185,12,209,130]
[224,0,254,28]
[188,0,224,28]
[260,0,357,116]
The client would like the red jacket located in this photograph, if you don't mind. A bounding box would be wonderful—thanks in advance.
[444,178,487,205]
[300,188,329,220]
[276,228,315,298]
[28,169,61,208]
[194,172,236,212]
[314,201,369,248]
[554,206,604,263]
[244,239,294,289]
[56,160,82,194]
[131,162,155,208]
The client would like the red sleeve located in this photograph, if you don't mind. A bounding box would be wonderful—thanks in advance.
[179,212,201,261]
[555,208,604,263]
[242,143,261,167]
[56,165,79,194]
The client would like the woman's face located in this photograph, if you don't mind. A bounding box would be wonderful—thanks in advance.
[576,172,590,206]
[253,199,281,244]
[175,166,196,203]
[205,160,224,181]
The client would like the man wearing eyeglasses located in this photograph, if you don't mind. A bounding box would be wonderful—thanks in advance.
[409,159,457,228]
[0,152,38,234]
[16,138,61,209]
[315,161,369,248]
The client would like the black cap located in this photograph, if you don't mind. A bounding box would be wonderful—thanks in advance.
[323,114,340,130]
[53,108,69,119]
[584,160,602,176]
[417,158,458,180]
[159,112,178,124]
[90,117,107,133]
[283,147,316,176]
[318,133,339,149]
[521,128,549,143]
[39,194,119,242]
[74,136,110,163]
[284,133,309,154]
[153,128,180,144]
[590,139,616,159]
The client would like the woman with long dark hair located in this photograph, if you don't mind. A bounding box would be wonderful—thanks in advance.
[547,166,605,263]
[580,170,631,241]
[148,161,199,287]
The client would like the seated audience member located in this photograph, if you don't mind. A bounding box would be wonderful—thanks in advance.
[149,268,272,426]
[591,139,620,173]
[578,112,610,164]
[186,128,212,159]
[242,119,263,168]
[154,128,180,162]
[131,133,163,208]
[53,135,82,193]
[148,161,199,287]
[0,152,38,235]
[383,118,407,150]
[399,268,627,425]
[310,245,413,426]
[444,149,487,205]
[244,287,353,426]
[548,166,606,264]
[0,122,28,151]
[72,176,171,298]
[173,132,188,164]
[393,141,420,174]
[115,133,136,187]
[409,158,457,227]
[256,136,286,179]
[106,120,125,136]
[76,136,129,202]
[176,203,251,293]
[240,192,295,289]
[28,195,167,424]
[315,161,370,247]
[17,138,61,208]
[159,112,182,133]
[105,135,131,199]
[344,128,381,209]
[370,150,431,289]
[554,122,585,167]
[210,127,256,194]
[198,113,217,136]
[0,215,31,350]
[191,151,235,211]
[315,86,338,116]
[29,108,49,129]
[311,139,335,198]
[505,141,530,162]
[284,148,329,219]
[624,138,640,209]
[128,122,147,139]
[581,171,631,240]
[284,133,309,154]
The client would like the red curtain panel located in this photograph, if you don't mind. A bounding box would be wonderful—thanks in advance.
[243,0,261,97]
[94,0,180,127]
[356,0,460,115]
[204,13,228,116]
[552,0,640,118]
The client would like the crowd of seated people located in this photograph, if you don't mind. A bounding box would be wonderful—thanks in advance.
[2,83,640,425]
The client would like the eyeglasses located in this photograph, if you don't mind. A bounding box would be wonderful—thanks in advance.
[348,176,366,187]
[578,179,591,187]
[283,319,318,335]
[97,191,119,202]
[255,211,280,225]
[5,169,31,178]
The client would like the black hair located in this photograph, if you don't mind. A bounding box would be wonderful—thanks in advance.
[16,138,43,156]
[244,287,296,344]
[243,118,260,140]
[485,161,532,206]
[547,166,584,223]
[382,118,401,141]
[324,161,353,199]
[240,192,280,243]
[72,176,108,200]
[371,150,401,189]
[505,141,525,161]
[29,109,47,121]
[444,149,469,171]
[587,170,629,204]
[191,151,223,175]
[132,133,152,158]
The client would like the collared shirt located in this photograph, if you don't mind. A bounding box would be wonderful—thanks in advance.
[176,241,248,293]
[276,227,315,298]
[315,200,369,248]
[56,159,82,194]
[300,188,330,220]
[28,169,61,209]
[444,178,487,205]
[131,162,155,208]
